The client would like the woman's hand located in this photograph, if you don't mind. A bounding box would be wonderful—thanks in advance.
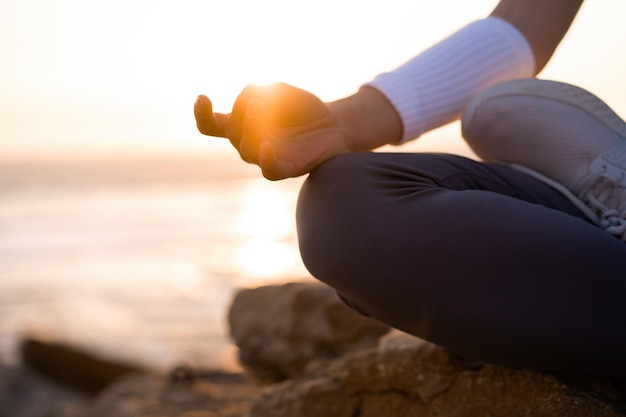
[194,83,355,180]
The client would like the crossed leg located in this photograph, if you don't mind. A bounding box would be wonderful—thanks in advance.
[297,152,626,376]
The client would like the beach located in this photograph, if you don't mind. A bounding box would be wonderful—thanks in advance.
[0,155,308,371]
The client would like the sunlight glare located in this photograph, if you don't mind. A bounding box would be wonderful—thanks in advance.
[236,238,296,278]
[236,184,292,240]
[168,261,203,296]
[5,0,626,158]
[233,180,300,278]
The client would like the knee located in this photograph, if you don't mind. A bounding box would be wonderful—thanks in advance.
[296,153,376,287]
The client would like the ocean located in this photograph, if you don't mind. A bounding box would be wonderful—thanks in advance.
[0,155,309,371]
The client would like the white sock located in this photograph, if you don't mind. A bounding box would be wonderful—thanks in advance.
[367,17,536,143]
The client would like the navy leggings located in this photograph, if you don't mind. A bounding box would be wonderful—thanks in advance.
[296,152,626,377]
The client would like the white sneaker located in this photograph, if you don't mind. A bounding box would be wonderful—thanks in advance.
[462,78,626,241]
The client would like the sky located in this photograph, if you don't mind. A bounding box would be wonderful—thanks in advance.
[1,0,626,160]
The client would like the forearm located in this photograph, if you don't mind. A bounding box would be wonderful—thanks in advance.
[351,17,536,145]
[334,0,583,148]
[491,0,583,72]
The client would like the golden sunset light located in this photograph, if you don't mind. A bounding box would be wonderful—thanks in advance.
[2,0,625,160]
[2,0,626,380]
[233,179,304,279]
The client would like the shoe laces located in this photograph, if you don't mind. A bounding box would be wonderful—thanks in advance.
[574,143,626,242]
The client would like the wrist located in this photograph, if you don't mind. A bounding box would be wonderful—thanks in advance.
[328,86,403,151]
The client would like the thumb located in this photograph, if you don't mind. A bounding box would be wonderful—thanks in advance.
[194,95,228,137]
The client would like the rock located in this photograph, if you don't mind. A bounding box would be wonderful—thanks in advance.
[0,364,87,417]
[37,283,626,417]
[21,339,144,395]
[49,366,261,417]
[249,331,626,417]
[228,281,390,382]
[250,377,360,417]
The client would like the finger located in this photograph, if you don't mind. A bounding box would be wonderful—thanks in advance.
[194,95,228,137]
[259,141,292,181]
[227,84,261,142]
[239,98,264,164]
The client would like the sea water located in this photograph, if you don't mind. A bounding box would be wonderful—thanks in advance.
[0,157,308,371]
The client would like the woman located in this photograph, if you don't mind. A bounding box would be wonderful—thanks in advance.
[195,0,626,376]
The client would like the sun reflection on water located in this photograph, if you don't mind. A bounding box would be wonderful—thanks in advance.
[167,260,203,296]
[236,185,292,239]
[234,180,303,279]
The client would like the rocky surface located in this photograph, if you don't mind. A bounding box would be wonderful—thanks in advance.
[12,281,626,417]
[250,331,626,417]
[228,281,390,382]
[45,367,261,417]
[0,364,87,417]
[21,338,143,395]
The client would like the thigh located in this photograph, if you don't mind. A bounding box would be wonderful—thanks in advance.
[297,152,626,376]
